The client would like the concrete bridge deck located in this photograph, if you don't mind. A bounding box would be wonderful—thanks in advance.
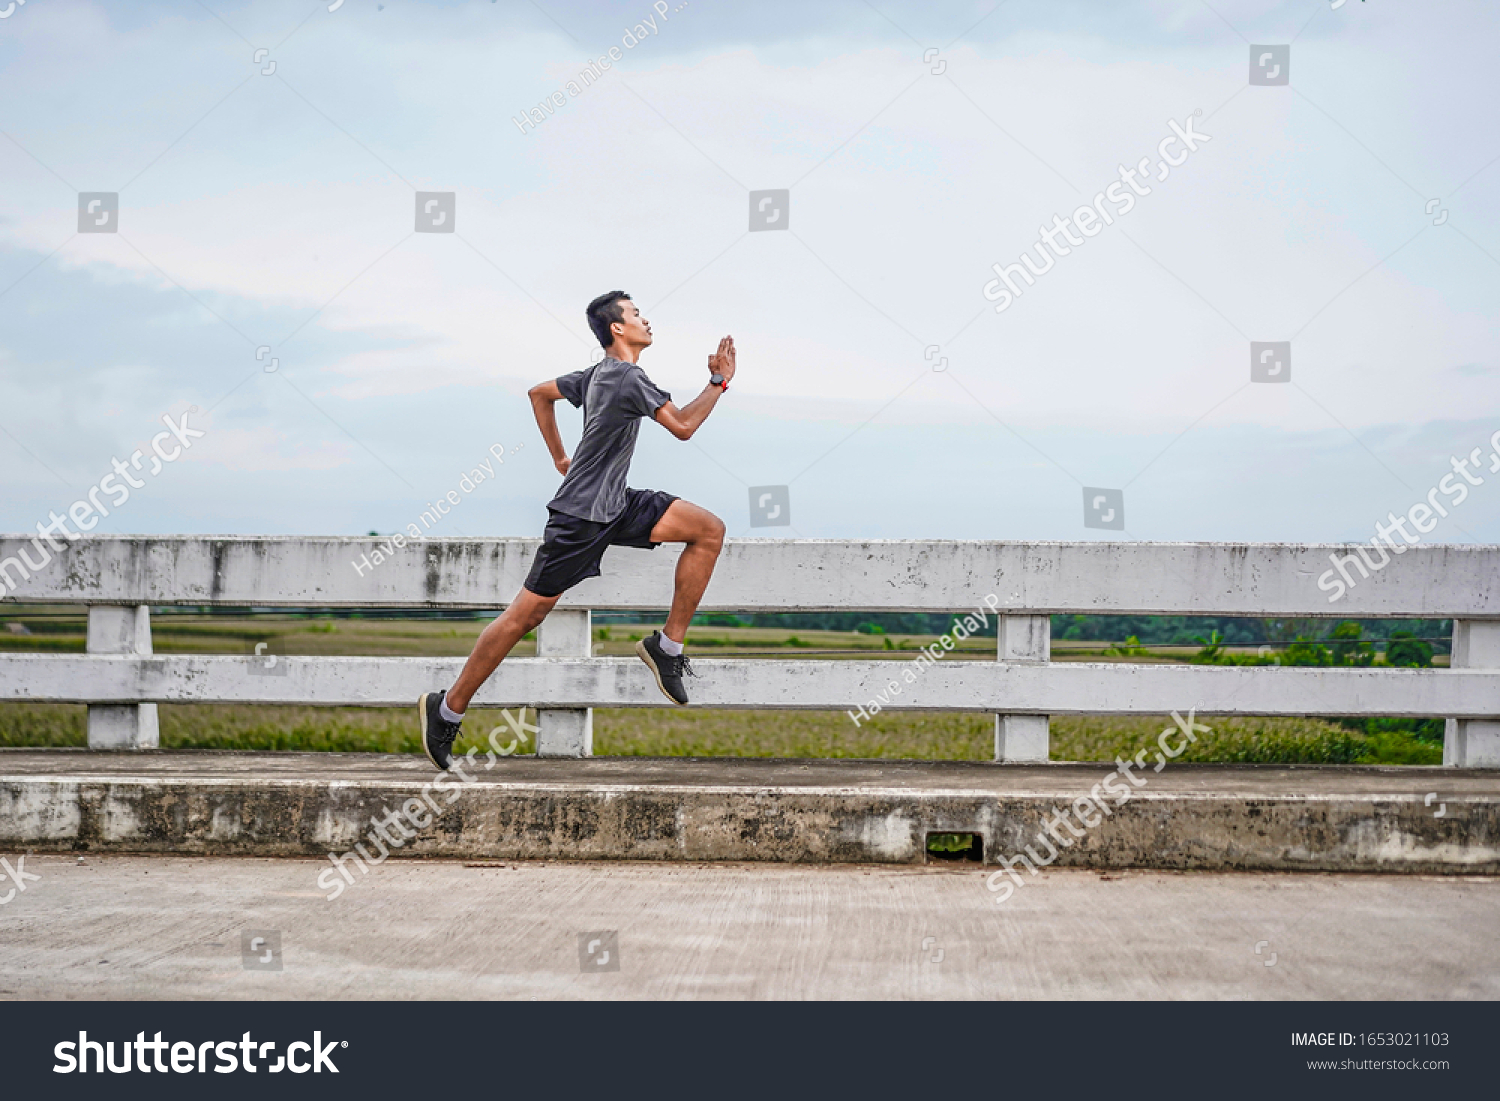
[2,855,1496,1000]
[3,750,1498,873]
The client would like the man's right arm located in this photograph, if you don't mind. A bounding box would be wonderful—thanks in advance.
[528,380,571,475]
[653,335,736,441]
[652,386,721,441]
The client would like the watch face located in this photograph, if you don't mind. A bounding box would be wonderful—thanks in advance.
[710,374,725,385]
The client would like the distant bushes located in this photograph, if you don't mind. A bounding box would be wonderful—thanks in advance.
[1188,622,1434,668]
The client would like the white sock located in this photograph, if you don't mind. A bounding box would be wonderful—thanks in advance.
[657,631,684,656]
[438,698,464,724]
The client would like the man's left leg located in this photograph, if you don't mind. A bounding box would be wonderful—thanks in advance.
[447,587,561,714]
[634,498,725,704]
[419,586,560,770]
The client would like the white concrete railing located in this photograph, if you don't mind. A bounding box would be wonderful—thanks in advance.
[0,536,1497,766]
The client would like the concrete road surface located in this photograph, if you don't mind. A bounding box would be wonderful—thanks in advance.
[1,855,1496,999]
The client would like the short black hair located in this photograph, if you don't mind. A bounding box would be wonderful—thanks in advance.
[586,290,632,349]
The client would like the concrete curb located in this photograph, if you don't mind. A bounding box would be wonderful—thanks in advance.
[2,751,1498,873]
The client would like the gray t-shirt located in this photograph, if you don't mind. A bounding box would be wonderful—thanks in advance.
[548,357,672,522]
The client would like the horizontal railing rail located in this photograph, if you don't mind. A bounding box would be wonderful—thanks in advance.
[4,653,1496,715]
[1,537,1497,766]
[1,535,1498,615]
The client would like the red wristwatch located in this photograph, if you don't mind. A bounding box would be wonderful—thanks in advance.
[710,373,728,391]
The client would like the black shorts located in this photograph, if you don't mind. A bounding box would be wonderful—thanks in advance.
[523,489,679,598]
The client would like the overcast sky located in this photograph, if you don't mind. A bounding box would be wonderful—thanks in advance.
[1,0,1497,547]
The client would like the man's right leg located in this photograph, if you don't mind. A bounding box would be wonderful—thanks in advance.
[647,499,727,645]
[633,498,726,705]
[446,586,560,713]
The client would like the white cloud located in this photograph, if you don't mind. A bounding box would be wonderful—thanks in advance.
[176,422,353,474]
[0,0,1497,540]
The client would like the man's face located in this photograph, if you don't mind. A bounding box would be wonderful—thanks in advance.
[613,300,653,347]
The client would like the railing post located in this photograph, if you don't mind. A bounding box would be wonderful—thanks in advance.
[535,608,592,757]
[86,605,159,749]
[994,614,1050,763]
[1445,620,1500,768]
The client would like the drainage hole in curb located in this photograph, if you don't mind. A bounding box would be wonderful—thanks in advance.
[926,832,983,863]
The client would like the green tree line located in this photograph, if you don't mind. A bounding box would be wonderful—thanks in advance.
[664,612,1452,652]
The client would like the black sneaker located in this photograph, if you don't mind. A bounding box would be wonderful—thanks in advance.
[635,631,695,705]
[418,689,462,770]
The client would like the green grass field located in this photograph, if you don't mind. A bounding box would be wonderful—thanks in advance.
[0,612,1443,764]
[0,703,1440,765]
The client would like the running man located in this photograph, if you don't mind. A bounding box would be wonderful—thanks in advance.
[417,290,735,770]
